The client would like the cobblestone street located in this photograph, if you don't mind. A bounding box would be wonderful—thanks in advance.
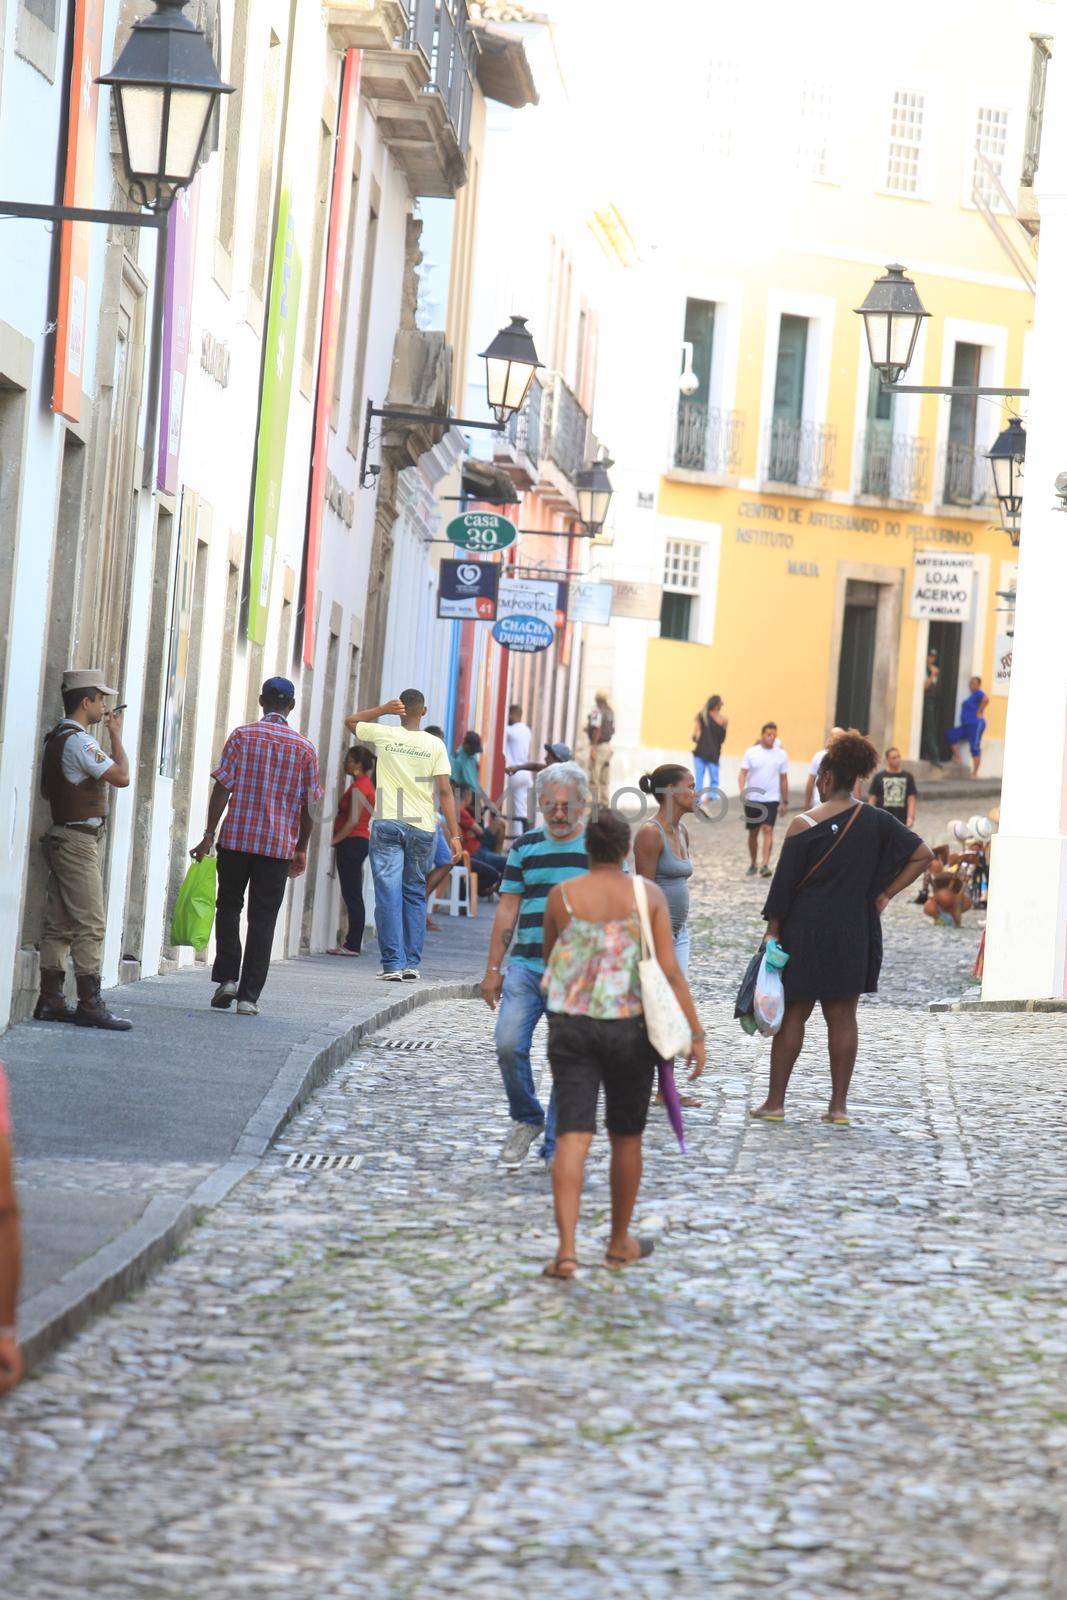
[5,796,1066,1598]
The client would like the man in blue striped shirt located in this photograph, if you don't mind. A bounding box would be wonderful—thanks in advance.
[480,762,590,1169]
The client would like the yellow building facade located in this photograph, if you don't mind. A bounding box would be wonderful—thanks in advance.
[595,1,1038,783]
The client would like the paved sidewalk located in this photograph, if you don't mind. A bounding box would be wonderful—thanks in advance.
[4,912,489,1365]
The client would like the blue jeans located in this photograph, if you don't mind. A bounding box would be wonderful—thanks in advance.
[495,962,557,1160]
[370,820,435,972]
[673,923,690,977]
[694,758,720,793]
[335,836,369,952]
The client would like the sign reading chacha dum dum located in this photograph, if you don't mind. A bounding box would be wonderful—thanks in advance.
[492,613,554,653]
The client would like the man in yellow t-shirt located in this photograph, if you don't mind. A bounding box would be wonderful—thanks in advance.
[345,689,461,982]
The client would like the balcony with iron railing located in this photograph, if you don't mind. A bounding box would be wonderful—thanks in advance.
[763,418,836,490]
[672,400,744,476]
[533,373,590,512]
[494,374,543,488]
[940,441,996,511]
[543,374,588,480]
[858,429,929,503]
[328,0,474,197]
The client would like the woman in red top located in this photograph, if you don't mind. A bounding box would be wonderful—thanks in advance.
[458,788,508,896]
[329,747,375,955]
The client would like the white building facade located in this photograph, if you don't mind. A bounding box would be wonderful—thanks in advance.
[0,0,521,1026]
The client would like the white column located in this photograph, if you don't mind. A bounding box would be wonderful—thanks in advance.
[983,51,1067,1001]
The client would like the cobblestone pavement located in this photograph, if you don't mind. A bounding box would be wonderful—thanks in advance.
[8,793,1063,1600]
[685,793,984,1012]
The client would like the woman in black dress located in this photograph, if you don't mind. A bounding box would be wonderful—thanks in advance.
[751,732,932,1126]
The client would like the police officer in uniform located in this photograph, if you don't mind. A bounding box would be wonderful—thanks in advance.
[33,670,132,1031]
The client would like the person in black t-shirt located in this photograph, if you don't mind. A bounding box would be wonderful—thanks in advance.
[867,747,917,826]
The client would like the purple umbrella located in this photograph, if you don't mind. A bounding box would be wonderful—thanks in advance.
[657,1061,687,1153]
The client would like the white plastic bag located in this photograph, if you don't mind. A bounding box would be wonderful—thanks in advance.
[753,949,786,1036]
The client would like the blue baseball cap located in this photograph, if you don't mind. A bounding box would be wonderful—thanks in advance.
[262,676,296,700]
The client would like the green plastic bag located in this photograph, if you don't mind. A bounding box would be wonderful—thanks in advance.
[170,855,217,950]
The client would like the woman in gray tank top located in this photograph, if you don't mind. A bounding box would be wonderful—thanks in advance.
[634,764,699,1104]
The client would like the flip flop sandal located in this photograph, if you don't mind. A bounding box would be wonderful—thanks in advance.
[821,1114,851,1126]
[604,1237,655,1269]
[749,1108,785,1122]
[542,1256,578,1280]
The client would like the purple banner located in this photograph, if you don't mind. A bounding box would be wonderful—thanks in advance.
[157,177,200,494]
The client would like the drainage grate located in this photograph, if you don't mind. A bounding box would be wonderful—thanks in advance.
[284,1152,363,1172]
[372,1038,441,1052]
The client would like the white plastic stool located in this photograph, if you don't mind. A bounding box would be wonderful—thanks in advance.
[428,851,476,918]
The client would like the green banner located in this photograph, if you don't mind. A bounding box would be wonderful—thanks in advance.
[446,512,517,553]
[247,189,302,644]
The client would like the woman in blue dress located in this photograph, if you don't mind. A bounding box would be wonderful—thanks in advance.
[946,676,990,778]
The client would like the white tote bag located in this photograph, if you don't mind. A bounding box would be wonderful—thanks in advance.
[632,876,692,1061]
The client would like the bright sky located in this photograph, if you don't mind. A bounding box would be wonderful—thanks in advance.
[545,0,1053,255]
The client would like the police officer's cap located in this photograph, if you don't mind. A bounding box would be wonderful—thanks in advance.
[63,669,118,696]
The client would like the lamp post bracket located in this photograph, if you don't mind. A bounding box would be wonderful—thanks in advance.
[882,383,1028,397]
[0,200,165,229]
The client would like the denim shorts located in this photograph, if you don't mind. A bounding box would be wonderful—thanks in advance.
[547,1012,657,1137]
[432,825,452,869]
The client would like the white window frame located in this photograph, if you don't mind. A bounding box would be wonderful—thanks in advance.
[931,317,1008,513]
[848,319,925,502]
[663,276,743,475]
[655,515,721,647]
[755,290,836,486]
[881,86,931,202]
[796,78,837,184]
[663,538,703,595]
[702,58,740,165]
[963,99,1021,213]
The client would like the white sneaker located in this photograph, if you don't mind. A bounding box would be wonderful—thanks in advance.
[211,981,237,1010]
[378,970,404,982]
[236,999,259,1016]
[401,969,420,981]
[499,1122,544,1167]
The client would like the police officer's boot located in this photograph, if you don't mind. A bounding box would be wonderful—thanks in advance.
[33,968,77,1024]
[73,974,133,1031]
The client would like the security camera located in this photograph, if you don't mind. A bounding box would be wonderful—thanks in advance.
[1054,471,1067,508]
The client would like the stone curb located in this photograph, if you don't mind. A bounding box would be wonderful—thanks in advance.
[929,995,1067,1013]
[17,978,479,1374]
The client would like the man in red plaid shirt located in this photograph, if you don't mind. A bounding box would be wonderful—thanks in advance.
[191,677,322,1015]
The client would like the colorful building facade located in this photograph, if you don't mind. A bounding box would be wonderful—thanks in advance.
[592,1,1036,792]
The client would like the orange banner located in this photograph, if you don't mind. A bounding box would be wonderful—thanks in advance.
[302,48,362,665]
[54,0,107,421]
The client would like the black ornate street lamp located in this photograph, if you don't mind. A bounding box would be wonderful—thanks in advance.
[575,456,614,536]
[987,417,1026,543]
[855,264,1028,398]
[360,316,543,488]
[479,316,543,425]
[0,0,231,229]
[854,263,929,386]
[98,0,234,212]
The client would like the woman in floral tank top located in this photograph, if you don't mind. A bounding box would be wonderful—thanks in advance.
[540,812,704,1279]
